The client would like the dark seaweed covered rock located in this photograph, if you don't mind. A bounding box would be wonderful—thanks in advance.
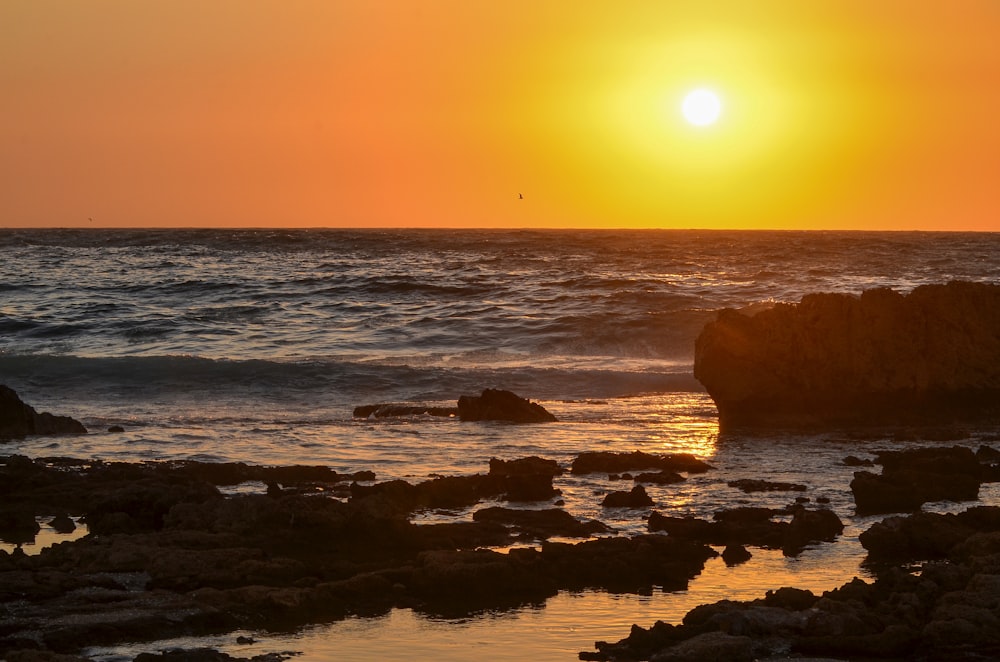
[456,389,556,423]
[0,385,87,440]
[694,281,1000,430]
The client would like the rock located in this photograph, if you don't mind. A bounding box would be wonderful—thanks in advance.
[488,456,563,477]
[650,631,753,662]
[571,451,713,475]
[602,485,654,508]
[0,506,40,545]
[727,478,806,493]
[0,385,87,440]
[48,514,75,534]
[850,445,986,515]
[648,506,842,556]
[456,389,556,423]
[721,544,752,566]
[859,507,1000,562]
[488,456,562,501]
[107,425,125,433]
[634,470,685,485]
[694,281,1000,430]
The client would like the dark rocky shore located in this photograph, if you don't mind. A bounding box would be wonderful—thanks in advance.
[0,448,724,659]
[3,443,999,660]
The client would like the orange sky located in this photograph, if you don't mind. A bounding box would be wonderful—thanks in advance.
[2,1,998,230]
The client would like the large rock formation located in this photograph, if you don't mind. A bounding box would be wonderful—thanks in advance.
[0,385,87,440]
[694,281,1000,430]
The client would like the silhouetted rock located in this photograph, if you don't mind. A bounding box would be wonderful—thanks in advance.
[602,485,654,508]
[859,506,1000,562]
[472,506,610,539]
[727,478,806,493]
[634,470,685,485]
[571,451,713,475]
[694,281,1000,430]
[648,506,843,556]
[0,385,87,440]
[850,445,990,514]
[0,505,40,545]
[488,456,563,477]
[488,456,562,501]
[456,389,556,423]
[721,544,752,566]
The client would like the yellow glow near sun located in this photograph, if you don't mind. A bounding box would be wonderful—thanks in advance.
[681,88,722,126]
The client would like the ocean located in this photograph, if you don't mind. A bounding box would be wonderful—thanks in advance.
[3,228,1000,660]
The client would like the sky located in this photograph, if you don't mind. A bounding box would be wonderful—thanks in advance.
[2,1,999,230]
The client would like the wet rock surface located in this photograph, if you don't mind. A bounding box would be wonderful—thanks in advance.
[694,281,1000,430]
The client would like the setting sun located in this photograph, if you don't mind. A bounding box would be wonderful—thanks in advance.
[1,1,998,230]
[681,89,722,126]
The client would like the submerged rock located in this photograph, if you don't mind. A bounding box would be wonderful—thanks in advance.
[0,385,87,440]
[694,281,1000,430]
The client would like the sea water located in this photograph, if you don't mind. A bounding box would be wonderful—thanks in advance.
[2,229,999,660]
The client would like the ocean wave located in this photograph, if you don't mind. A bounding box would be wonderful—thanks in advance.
[0,353,702,409]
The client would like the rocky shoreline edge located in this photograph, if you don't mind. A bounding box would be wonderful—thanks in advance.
[1,442,999,661]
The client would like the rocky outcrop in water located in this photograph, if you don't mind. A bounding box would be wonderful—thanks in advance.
[457,389,557,423]
[353,389,556,423]
[694,281,1000,430]
[0,385,87,440]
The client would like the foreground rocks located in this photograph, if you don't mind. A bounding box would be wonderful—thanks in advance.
[0,386,87,440]
[0,452,715,658]
[694,281,1000,430]
[583,505,1000,661]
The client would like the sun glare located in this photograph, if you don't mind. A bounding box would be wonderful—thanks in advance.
[681,89,722,126]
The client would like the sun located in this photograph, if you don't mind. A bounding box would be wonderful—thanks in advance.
[681,89,722,126]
